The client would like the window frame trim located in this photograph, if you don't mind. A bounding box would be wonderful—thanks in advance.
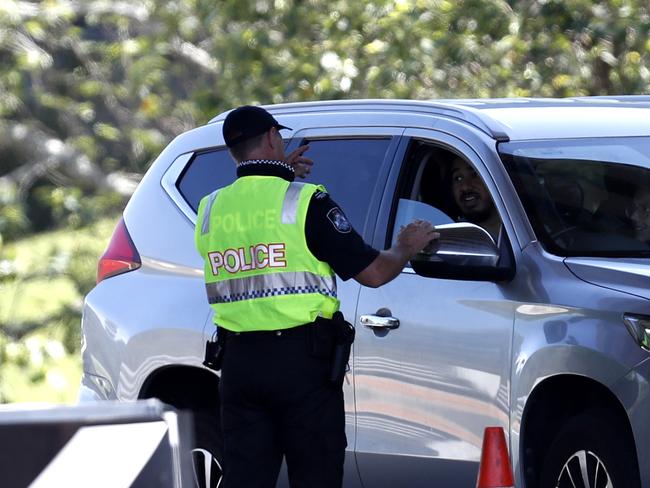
[376,129,517,273]
[161,151,198,225]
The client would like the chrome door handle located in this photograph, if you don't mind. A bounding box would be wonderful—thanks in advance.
[359,315,400,329]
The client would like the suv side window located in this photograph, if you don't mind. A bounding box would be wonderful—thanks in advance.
[391,140,503,245]
[177,148,235,212]
[297,138,393,234]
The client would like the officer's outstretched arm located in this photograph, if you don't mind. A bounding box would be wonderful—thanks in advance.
[354,220,439,288]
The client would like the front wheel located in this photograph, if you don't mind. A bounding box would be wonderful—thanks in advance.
[540,408,640,488]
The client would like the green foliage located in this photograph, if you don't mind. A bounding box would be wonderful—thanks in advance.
[0,216,118,403]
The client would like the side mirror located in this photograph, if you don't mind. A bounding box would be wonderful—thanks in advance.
[411,223,514,281]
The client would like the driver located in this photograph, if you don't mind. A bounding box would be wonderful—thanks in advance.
[449,157,501,242]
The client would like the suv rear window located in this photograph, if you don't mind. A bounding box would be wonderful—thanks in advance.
[177,148,235,212]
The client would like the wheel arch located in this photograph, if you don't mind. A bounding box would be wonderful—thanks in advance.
[138,364,220,410]
[520,374,639,488]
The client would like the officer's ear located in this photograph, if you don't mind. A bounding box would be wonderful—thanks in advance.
[267,127,279,145]
[267,127,283,153]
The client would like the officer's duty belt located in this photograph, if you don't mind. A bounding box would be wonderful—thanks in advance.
[221,322,313,341]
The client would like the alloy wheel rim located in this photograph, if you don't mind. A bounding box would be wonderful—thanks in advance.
[192,448,223,488]
[555,449,613,488]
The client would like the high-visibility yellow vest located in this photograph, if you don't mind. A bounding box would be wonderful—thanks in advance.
[195,176,339,332]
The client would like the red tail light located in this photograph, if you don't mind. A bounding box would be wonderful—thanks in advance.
[97,218,141,284]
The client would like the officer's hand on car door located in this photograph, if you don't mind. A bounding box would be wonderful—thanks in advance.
[286,144,314,178]
[396,220,440,258]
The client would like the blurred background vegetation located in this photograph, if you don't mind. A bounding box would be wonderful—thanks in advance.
[0,0,648,404]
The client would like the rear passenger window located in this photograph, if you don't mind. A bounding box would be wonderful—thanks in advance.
[177,148,235,212]
[298,138,392,233]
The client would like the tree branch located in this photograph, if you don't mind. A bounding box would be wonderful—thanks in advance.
[170,37,220,74]
[0,122,139,196]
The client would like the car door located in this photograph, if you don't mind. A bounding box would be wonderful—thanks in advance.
[354,129,516,487]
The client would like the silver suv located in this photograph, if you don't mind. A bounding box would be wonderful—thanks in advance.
[80,97,650,488]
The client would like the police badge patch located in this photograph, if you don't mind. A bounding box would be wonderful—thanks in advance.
[327,207,352,233]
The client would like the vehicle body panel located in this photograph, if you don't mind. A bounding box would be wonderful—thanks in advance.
[354,273,513,486]
[612,356,650,487]
[81,266,208,399]
[565,257,650,300]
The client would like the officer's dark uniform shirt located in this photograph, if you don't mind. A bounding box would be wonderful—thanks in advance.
[236,159,379,280]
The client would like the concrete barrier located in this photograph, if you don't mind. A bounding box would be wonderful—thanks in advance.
[0,399,194,488]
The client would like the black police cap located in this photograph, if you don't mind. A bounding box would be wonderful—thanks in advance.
[222,105,291,148]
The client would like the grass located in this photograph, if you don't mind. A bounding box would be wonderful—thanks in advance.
[2,348,82,404]
[0,215,120,404]
[0,278,78,324]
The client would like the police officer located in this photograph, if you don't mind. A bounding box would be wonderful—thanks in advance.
[195,105,438,488]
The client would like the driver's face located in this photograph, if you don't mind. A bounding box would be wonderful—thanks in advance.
[451,158,494,221]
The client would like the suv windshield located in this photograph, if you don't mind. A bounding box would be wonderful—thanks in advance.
[499,137,650,257]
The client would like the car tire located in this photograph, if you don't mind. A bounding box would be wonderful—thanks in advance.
[191,407,224,488]
[540,408,640,488]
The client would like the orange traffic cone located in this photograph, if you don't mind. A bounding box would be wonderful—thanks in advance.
[476,427,514,488]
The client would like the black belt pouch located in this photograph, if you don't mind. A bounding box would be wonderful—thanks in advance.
[203,328,225,371]
[309,317,336,359]
[329,311,355,386]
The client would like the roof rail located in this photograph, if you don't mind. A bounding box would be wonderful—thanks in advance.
[208,99,511,141]
[576,95,650,104]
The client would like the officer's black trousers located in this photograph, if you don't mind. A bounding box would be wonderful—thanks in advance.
[219,325,346,488]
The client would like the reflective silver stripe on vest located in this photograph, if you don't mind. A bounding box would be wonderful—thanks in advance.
[205,271,337,304]
[281,182,305,224]
[201,190,219,235]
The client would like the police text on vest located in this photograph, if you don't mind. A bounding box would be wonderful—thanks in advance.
[208,243,286,275]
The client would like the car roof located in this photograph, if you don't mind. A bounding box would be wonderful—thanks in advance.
[208,96,650,142]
